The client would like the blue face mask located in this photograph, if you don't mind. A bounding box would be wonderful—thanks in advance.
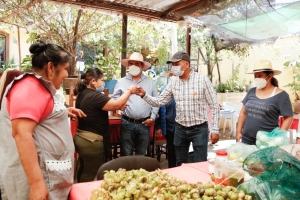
[96,82,105,92]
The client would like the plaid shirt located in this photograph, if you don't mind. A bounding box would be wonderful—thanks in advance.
[143,71,220,133]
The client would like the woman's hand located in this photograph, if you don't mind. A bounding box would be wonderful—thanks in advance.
[67,107,87,118]
[29,180,49,200]
[128,84,137,94]
[236,132,242,142]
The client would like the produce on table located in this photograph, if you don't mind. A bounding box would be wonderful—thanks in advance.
[227,143,258,163]
[90,168,252,200]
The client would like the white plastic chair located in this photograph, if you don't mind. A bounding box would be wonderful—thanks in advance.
[221,102,243,137]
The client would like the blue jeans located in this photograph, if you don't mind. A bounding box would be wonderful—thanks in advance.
[174,123,209,166]
[121,118,150,156]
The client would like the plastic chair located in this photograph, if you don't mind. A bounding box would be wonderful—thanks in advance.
[96,156,161,180]
[279,114,300,143]
[221,102,242,137]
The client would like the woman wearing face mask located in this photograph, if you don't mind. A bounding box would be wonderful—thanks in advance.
[236,60,293,145]
[73,68,136,182]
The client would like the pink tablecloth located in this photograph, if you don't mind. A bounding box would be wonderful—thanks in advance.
[69,161,211,200]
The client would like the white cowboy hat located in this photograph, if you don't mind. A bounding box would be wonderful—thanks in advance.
[121,52,151,70]
[246,60,281,75]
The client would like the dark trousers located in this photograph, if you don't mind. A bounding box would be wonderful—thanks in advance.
[73,135,105,182]
[166,130,176,168]
[174,123,209,166]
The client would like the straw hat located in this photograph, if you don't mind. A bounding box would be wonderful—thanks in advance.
[247,60,281,75]
[121,52,151,70]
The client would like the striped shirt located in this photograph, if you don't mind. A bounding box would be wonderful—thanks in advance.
[143,71,220,133]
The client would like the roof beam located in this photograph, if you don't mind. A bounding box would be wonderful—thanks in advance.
[47,0,180,21]
[159,0,200,19]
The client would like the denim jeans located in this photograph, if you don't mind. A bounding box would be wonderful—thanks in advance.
[121,118,150,156]
[166,130,176,168]
[174,123,209,166]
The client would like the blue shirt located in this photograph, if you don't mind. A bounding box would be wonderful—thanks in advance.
[112,74,159,120]
[155,97,176,136]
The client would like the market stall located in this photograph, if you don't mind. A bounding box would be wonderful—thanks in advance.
[69,161,211,200]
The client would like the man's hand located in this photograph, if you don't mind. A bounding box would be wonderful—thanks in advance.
[29,180,49,200]
[156,129,163,137]
[136,86,146,97]
[142,118,153,126]
[128,84,137,94]
[67,107,87,118]
[236,132,242,142]
[210,133,219,144]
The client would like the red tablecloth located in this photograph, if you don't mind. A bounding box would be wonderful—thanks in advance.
[68,161,211,200]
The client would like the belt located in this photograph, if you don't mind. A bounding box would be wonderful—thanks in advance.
[176,122,207,130]
[122,115,150,123]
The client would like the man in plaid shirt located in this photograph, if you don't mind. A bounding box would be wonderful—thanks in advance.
[136,52,220,166]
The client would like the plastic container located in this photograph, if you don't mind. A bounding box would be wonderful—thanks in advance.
[214,150,228,185]
[226,162,245,188]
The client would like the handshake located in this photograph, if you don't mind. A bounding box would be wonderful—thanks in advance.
[127,85,145,97]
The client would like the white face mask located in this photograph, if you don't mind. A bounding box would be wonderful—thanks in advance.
[128,65,141,76]
[254,75,269,89]
[171,65,185,76]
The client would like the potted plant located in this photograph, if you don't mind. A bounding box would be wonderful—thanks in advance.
[245,79,254,92]
[20,55,32,72]
[284,58,300,113]
[214,82,229,93]
[94,51,121,94]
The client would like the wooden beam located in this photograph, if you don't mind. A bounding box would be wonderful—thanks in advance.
[171,0,200,12]
[0,0,39,23]
[186,27,191,55]
[47,0,180,22]
[160,0,200,18]
[121,14,127,78]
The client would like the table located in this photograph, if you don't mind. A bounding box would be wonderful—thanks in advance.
[68,161,211,200]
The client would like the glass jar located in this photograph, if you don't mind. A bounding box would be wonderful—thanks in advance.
[214,150,228,185]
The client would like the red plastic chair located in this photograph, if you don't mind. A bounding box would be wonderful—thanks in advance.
[109,119,121,160]
[148,123,167,161]
[278,115,300,143]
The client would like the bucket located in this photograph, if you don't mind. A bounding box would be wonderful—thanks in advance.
[104,80,117,94]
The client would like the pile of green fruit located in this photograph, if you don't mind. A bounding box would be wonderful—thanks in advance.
[90,168,252,200]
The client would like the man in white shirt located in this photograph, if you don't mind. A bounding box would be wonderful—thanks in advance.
[136,52,220,166]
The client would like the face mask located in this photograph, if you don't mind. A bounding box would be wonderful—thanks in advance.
[128,65,141,76]
[254,75,269,89]
[96,82,105,92]
[171,65,185,76]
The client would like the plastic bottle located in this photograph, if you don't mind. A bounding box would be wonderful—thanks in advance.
[214,150,228,185]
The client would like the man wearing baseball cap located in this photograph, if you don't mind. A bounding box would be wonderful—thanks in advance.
[136,51,220,166]
[112,52,159,156]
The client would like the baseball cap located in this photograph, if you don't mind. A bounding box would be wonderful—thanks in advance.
[166,51,190,64]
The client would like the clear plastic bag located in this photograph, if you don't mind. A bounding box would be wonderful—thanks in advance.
[238,147,300,200]
[227,142,258,163]
[256,127,289,149]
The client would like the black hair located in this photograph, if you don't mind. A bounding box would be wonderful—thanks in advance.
[29,42,70,72]
[264,71,278,87]
[74,68,103,95]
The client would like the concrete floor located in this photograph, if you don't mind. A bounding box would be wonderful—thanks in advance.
[158,128,236,169]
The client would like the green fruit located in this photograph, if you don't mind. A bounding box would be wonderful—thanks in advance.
[211,173,215,181]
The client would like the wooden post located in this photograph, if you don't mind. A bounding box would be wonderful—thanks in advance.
[186,27,191,55]
[121,14,128,78]
[17,26,21,66]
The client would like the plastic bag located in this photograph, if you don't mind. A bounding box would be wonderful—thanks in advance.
[256,127,289,149]
[280,144,300,161]
[237,147,300,200]
[227,142,258,163]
